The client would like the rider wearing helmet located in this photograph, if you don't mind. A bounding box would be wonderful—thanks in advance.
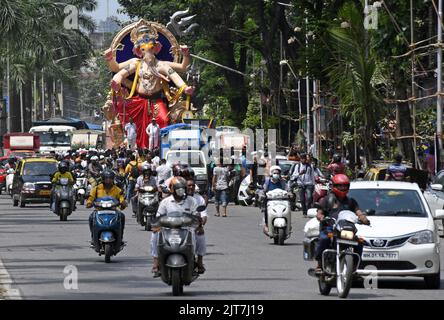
[150,176,199,277]
[385,154,408,181]
[261,165,291,235]
[314,174,370,272]
[327,153,346,176]
[86,170,127,245]
[135,164,157,193]
[52,161,74,185]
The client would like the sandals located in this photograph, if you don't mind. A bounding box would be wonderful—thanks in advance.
[222,214,227,218]
[151,266,161,278]
[214,213,220,217]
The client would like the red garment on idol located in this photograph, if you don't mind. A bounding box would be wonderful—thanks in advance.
[115,95,169,149]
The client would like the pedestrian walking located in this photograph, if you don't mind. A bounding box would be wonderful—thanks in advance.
[290,153,316,216]
[212,158,231,217]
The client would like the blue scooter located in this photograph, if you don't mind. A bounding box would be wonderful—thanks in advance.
[90,196,125,263]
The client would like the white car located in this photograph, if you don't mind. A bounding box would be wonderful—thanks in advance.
[305,181,444,289]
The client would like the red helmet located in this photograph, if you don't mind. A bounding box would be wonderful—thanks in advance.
[332,174,350,200]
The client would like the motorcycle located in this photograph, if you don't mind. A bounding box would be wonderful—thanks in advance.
[74,170,87,205]
[90,196,125,263]
[6,168,14,197]
[52,178,75,221]
[304,209,366,298]
[263,188,292,245]
[289,180,302,211]
[132,185,159,231]
[156,205,206,296]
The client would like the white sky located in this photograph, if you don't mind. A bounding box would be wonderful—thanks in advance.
[88,0,130,22]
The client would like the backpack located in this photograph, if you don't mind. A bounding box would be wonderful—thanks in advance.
[130,163,140,179]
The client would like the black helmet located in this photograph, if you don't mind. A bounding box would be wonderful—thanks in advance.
[142,164,152,176]
[101,170,115,182]
[395,154,403,163]
[333,154,341,163]
[58,161,69,173]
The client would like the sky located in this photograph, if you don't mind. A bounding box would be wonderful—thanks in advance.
[87,0,130,22]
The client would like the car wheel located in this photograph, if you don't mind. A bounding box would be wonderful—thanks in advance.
[20,198,26,208]
[424,270,441,289]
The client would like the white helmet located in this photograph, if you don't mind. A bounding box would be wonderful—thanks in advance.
[270,165,282,174]
[90,156,99,161]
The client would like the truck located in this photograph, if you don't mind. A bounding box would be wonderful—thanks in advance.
[2,132,40,158]
[69,129,104,150]
[29,125,76,154]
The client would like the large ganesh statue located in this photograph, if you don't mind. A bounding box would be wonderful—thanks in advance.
[101,19,193,149]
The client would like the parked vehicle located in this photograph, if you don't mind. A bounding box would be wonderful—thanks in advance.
[29,125,76,154]
[90,197,125,263]
[11,158,58,207]
[423,170,444,237]
[2,132,40,157]
[156,205,205,296]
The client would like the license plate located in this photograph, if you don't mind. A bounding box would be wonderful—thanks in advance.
[38,190,51,196]
[362,251,399,261]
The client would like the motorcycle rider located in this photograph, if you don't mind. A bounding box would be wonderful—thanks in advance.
[327,154,346,176]
[385,154,408,181]
[50,161,75,211]
[150,176,198,277]
[314,174,370,273]
[186,177,207,274]
[135,164,157,193]
[86,170,127,245]
[261,165,291,235]
[88,155,103,187]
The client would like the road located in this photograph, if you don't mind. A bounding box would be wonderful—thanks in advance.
[0,194,443,300]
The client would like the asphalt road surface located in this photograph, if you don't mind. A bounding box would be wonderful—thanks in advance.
[0,194,443,300]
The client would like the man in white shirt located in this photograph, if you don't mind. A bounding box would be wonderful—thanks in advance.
[150,177,198,277]
[146,118,160,152]
[124,117,137,151]
[156,159,172,185]
[186,177,207,274]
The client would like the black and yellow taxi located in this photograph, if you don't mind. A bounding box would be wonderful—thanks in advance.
[12,157,58,207]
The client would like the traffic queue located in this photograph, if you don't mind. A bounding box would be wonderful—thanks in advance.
[0,146,443,298]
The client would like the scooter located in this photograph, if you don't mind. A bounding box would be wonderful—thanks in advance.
[74,170,87,205]
[304,209,367,299]
[90,196,125,263]
[6,168,14,197]
[52,178,75,221]
[264,188,292,245]
[156,205,206,296]
[237,175,261,207]
[132,185,159,231]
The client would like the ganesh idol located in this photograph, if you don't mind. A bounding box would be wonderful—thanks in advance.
[102,19,193,149]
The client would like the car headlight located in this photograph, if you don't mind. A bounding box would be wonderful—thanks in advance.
[408,230,434,244]
[23,183,35,190]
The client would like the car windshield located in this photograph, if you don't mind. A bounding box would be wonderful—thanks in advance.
[348,188,428,218]
[37,132,71,146]
[23,162,57,176]
[166,152,205,168]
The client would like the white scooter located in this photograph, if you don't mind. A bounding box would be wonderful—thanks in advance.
[264,188,292,245]
[6,168,14,197]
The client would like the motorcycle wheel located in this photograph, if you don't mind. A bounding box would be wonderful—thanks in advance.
[104,244,112,263]
[318,278,332,296]
[13,197,18,207]
[337,254,354,298]
[171,269,183,296]
[278,228,285,246]
[79,195,85,206]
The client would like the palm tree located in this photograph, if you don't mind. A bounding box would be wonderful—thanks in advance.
[327,1,385,163]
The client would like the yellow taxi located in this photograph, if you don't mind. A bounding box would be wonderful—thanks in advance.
[11,157,58,207]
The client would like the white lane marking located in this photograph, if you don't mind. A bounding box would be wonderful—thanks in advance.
[0,257,22,300]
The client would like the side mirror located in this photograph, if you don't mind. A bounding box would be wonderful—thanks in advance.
[434,209,444,220]
[431,184,443,192]
[307,208,317,218]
